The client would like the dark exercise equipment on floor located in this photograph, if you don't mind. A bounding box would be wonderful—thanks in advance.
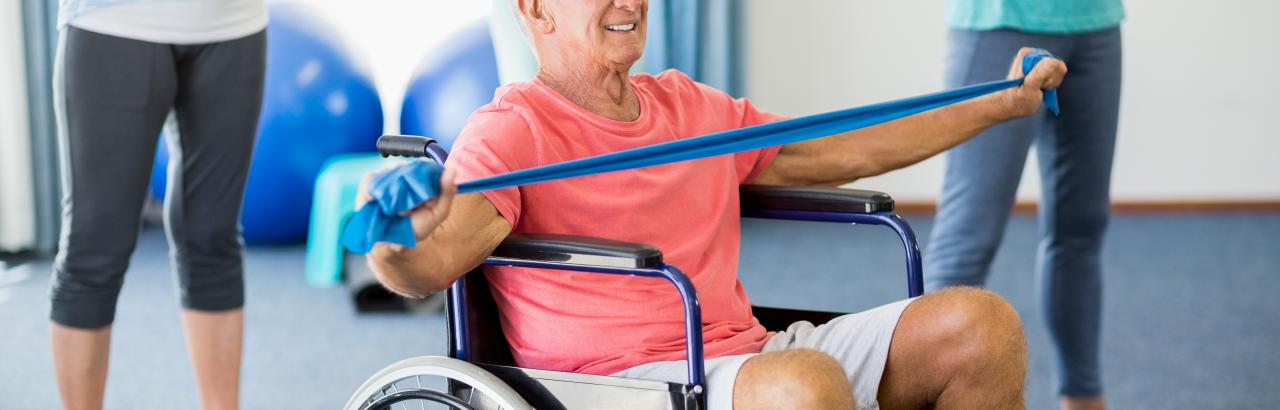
[343,251,445,313]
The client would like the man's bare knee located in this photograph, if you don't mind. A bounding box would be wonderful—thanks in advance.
[878,288,1026,408]
[734,349,854,409]
[921,287,1026,406]
[925,287,1024,349]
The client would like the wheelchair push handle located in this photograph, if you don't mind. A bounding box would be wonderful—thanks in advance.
[377,134,435,158]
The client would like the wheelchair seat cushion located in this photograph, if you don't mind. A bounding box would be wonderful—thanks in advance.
[448,69,785,376]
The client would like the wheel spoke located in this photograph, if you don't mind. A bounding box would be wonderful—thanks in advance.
[416,376,426,410]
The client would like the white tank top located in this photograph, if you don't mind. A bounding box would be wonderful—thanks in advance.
[69,0,267,45]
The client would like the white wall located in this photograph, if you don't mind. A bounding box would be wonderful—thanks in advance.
[743,0,1280,202]
[0,0,36,251]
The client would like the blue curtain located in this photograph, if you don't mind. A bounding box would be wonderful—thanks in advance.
[489,0,740,95]
[641,0,740,96]
[20,0,62,253]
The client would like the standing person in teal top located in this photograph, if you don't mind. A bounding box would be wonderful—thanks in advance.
[926,1,1123,409]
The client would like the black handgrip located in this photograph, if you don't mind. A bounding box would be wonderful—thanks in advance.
[740,185,895,214]
[376,135,435,158]
[490,234,664,269]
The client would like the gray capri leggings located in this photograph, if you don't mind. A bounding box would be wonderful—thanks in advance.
[50,26,266,329]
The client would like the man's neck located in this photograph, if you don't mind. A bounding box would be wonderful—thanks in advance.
[536,57,640,122]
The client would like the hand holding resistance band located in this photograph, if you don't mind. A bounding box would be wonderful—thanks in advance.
[341,50,1063,254]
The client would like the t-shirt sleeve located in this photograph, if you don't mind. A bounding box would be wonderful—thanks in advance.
[664,70,789,185]
[446,109,537,229]
[730,96,788,184]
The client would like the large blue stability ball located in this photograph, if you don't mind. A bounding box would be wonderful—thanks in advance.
[151,2,383,244]
[400,20,501,150]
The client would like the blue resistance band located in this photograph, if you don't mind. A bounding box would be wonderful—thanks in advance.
[341,50,1061,254]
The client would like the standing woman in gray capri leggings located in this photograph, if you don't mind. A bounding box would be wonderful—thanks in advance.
[51,0,265,408]
[926,1,1123,409]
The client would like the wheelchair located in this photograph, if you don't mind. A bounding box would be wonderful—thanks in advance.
[345,135,924,410]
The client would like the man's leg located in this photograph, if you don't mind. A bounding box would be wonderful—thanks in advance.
[617,289,1024,409]
[733,349,855,409]
[750,288,1025,409]
[615,350,855,410]
[877,288,1026,409]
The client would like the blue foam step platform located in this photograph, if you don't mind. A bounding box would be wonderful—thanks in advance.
[305,153,402,287]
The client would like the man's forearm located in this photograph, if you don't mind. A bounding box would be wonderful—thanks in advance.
[365,207,511,298]
[759,96,1013,187]
[367,243,451,298]
[839,96,1009,177]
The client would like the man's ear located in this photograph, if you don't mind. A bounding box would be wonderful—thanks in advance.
[518,0,555,34]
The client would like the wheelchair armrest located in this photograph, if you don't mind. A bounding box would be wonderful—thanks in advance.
[740,184,895,214]
[490,234,664,269]
[739,184,924,297]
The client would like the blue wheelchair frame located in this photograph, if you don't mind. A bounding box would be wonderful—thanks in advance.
[385,135,925,408]
[455,213,923,396]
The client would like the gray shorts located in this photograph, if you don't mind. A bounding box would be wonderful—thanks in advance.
[613,298,915,410]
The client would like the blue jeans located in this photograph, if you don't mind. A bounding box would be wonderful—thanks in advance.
[925,27,1122,397]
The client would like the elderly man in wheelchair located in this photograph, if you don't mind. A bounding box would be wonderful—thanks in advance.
[346,0,1066,409]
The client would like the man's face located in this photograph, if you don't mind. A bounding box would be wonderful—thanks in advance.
[544,0,647,70]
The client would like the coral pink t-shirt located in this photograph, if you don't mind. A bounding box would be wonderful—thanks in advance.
[448,70,786,376]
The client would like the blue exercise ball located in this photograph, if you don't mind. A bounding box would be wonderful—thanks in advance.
[151,2,383,244]
[400,20,501,150]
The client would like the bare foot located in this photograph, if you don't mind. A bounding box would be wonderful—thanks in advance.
[1061,396,1107,410]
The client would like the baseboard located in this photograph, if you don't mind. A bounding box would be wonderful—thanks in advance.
[893,200,1280,215]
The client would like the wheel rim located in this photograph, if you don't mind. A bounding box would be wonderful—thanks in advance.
[346,356,531,410]
[365,384,477,410]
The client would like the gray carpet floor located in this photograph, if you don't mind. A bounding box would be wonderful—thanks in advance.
[1,213,1277,409]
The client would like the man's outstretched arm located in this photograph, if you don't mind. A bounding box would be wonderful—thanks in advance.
[754,47,1067,187]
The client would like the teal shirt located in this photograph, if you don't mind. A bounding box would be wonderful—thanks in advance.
[948,0,1125,34]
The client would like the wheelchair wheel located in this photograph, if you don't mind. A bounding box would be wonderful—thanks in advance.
[345,356,532,410]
